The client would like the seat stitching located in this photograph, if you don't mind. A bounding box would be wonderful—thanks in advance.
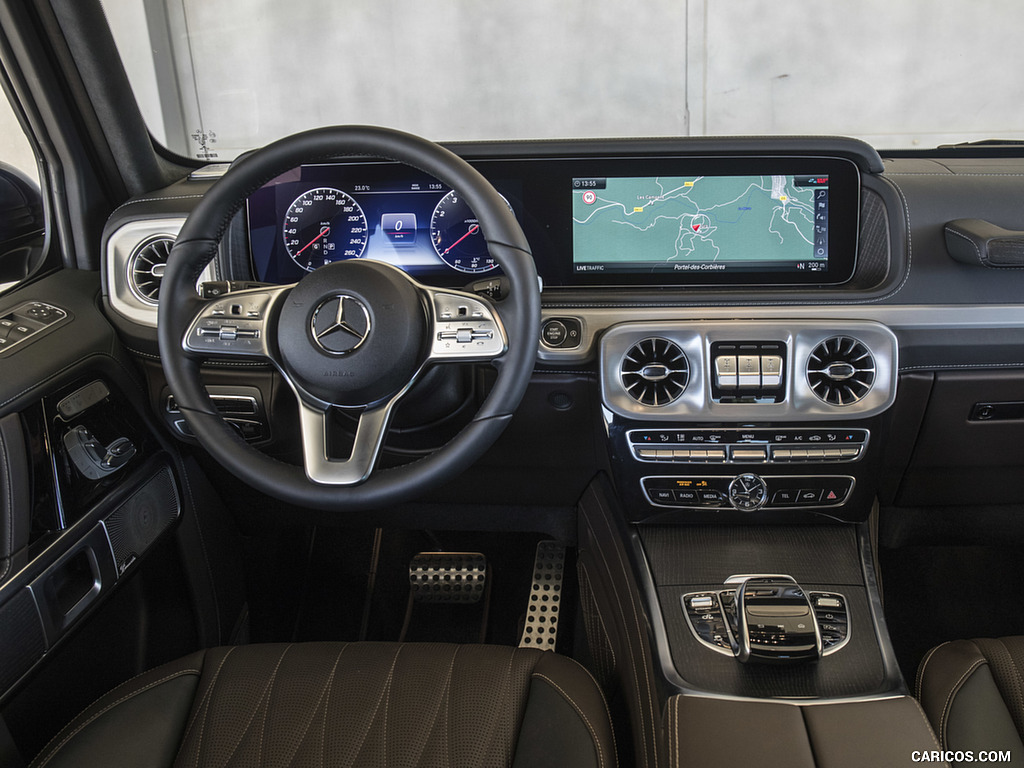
[408,644,458,766]
[350,644,403,764]
[916,642,949,700]
[257,645,292,768]
[180,646,237,767]
[34,669,200,768]
[533,672,605,768]
[559,653,618,761]
[487,647,518,763]
[320,644,347,768]
[583,497,656,768]
[939,658,985,747]
[217,644,293,768]
[994,638,1024,735]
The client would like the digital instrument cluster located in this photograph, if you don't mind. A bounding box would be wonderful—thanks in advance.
[247,163,515,286]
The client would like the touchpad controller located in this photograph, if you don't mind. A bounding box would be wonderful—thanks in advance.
[682,575,849,664]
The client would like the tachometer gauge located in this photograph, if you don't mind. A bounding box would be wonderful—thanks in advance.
[283,188,368,271]
[429,190,504,273]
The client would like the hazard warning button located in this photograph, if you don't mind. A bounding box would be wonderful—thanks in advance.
[820,486,849,504]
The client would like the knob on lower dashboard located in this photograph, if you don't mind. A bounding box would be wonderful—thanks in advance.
[727,473,769,511]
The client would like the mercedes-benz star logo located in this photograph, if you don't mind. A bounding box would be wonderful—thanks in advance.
[310,295,371,355]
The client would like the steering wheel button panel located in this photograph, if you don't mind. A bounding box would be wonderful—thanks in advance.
[185,290,281,357]
[429,291,506,359]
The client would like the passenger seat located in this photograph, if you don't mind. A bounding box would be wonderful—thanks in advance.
[917,637,1024,760]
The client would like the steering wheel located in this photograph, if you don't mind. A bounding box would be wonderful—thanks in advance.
[157,126,540,510]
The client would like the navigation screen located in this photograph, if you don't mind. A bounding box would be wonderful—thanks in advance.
[572,174,831,279]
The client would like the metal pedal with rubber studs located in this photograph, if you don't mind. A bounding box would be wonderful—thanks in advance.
[409,552,488,604]
[519,540,566,651]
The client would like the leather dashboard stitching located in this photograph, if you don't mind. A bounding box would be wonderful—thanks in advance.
[34,668,201,768]
[944,226,1024,271]
[583,491,657,768]
[111,194,206,215]
[532,672,606,768]
[0,422,12,581]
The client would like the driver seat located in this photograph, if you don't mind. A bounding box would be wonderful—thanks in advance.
[30,642,616,768]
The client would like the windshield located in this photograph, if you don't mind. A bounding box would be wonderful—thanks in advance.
[102,0,1024,161]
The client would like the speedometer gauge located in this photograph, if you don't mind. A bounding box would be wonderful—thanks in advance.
[283,188,368,271]
[429,191,502,274]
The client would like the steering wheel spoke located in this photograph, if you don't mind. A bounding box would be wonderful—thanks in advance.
[423,286,508,363]
[296,396,397,486]
[183,285,292,361]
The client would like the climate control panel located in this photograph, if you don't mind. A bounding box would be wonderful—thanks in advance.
[629,427,868,464]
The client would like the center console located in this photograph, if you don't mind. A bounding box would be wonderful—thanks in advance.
[600,319,897,524]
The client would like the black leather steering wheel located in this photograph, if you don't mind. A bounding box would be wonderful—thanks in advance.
[158,126,540,510]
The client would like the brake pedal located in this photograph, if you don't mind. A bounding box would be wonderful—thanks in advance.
[409,552,488,604]
[519,540,566,651]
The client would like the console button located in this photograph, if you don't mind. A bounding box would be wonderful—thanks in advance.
[705,449,727,462]
[649,489,675,504]
[541,319,567,346]
[674,489,699,504]
[820,486,849,504]
[796,489,822,504]
[761,355,783,387]
[737,355,761,389]
[699,490,725,506]
[771,489,799,505]
[715,355,738,389]
[731,447,767,462]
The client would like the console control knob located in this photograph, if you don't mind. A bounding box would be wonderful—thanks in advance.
[727,473,768,512]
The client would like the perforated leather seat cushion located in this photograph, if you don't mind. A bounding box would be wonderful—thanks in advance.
[917,637,1024,760]
[30,642,616,768]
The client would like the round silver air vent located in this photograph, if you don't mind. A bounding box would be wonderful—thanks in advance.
[127,236,175,305]
[620,337,689,406]
[807,336,876,406]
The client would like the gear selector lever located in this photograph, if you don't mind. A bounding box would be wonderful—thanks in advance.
[735,575,822,664]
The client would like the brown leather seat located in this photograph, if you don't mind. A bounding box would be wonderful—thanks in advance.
[30,642,616,768]
[917,637,1024,760]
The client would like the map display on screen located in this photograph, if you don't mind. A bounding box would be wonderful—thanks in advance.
[572,174,829,275]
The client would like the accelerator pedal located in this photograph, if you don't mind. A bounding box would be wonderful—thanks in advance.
[519,540,566,651]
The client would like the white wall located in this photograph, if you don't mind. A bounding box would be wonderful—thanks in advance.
[4,0,1023,167]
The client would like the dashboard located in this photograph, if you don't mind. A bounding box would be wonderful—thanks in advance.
[99,137,1024,526]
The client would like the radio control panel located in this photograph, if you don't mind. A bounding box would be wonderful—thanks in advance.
[642,474,855,511]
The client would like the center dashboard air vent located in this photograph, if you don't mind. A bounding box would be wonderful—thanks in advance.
[806,336,876,406]
[127,236,175,305]
[620,337,690,406]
